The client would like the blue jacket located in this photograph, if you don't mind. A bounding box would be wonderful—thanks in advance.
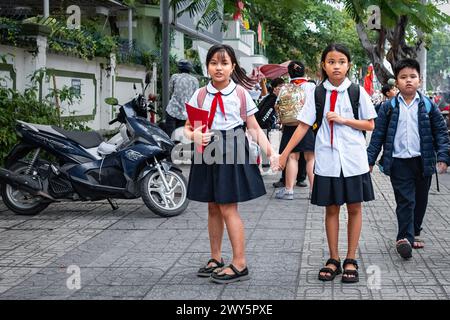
[367,92,449,177]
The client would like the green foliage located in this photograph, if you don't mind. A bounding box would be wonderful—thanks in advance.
[427,26,450,91]
[0,70,90,165]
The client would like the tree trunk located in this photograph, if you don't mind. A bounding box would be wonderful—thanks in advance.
[356,23,393,85]
[108,16,120,37]
[356,15,424,86]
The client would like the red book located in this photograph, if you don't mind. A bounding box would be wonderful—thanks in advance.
[186,103,209,153]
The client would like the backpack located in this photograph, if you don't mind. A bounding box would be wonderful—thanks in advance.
[275,81,307,125]
[196,85,260,164]
[255,94,277,129]
[312,82,363,136]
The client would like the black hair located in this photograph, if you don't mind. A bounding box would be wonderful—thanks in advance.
[288,61,305,78]
[393,58,420,79]
[381,83,394,97]
[268,78,285,93]
[206,44,255,89]
[320,43,352,80]
[271,78,285,88]
[307,79,317,85]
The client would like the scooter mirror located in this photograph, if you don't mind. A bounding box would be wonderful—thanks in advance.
[105,97,119,106]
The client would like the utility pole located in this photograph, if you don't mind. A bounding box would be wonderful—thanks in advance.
[43,0,49,17]
[418,0,428,92]
[162,0,170,113]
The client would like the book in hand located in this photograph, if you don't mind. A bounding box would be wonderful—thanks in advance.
[185,102,209,153]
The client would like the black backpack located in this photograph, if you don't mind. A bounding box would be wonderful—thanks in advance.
[312,82,364,136]
[255,93,277,129]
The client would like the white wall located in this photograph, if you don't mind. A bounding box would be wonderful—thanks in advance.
[0,44,147,132]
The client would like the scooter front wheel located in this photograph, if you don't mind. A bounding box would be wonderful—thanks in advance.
[140,168,188,217]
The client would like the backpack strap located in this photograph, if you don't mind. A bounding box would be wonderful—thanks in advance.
[196,86,208,109]
[313,83,326,133]
[235,85,248,122]
[196,84,248,123]
[347,83,360,120]
[423,96,432,113]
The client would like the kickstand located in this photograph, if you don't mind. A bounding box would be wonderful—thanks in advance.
[107,198,119,210]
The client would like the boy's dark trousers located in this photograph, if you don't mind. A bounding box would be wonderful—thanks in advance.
[389,157,432,245]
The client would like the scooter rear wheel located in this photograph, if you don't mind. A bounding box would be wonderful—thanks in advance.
[140,168,188,217]
[0,162,49,215]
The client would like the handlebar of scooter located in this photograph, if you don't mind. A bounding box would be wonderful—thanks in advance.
[109,118,119,125]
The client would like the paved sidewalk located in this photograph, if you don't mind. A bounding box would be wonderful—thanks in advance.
[0,164,449,300]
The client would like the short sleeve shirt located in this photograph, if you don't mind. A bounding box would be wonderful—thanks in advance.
[188,80,258,130]
[298,78,377,177]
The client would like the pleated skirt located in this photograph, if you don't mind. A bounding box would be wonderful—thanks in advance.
[187,127,266,204]
[279,125,315,153]
[311,171,375,207]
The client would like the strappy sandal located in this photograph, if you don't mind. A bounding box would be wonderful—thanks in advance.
[342,258,359,283]
[413,237,425,249]
[210,264,250,284]
[318,258,341,281]
[197,258,224,277]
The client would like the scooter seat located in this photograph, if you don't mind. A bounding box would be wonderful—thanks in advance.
[51,126,103,148]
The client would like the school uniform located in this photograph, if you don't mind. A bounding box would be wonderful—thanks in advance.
[186,80,266,204]
[298,78,377,206]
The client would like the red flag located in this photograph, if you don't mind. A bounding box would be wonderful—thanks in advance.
[364,65,374,96]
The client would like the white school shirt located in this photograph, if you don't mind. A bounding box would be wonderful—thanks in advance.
[188,80,258,130]
[298,78,378,178]
[392,92,421,158]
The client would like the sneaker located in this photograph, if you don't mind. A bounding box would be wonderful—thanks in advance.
[275,188,294,200]
[272,180,285,188]
[296,180,308,187]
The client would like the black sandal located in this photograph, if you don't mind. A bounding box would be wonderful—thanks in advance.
[210,264,250,284]
[342,258,359,283]
[318,258,341,281]
[197,258,224,277]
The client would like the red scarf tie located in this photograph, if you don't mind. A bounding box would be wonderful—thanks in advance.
[329,90,338,148]
[207,92,226,129]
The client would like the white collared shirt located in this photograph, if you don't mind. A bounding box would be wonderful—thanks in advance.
[393,92,421,158]
[188,80,258,130]
[298,78,377,177]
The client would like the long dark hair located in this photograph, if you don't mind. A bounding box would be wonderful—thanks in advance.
[320,43,352,81]
[206,44,255,89]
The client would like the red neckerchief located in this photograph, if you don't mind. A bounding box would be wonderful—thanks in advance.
[207,92,226,129]
[290,78,308,86]
[329,90,338,148]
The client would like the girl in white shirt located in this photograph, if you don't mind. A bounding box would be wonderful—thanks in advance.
[278,43,377,283]
[184,44,276,284]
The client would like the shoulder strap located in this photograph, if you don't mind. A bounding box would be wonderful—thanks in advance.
[236,85,247,122]
[423,96,432,113]
[313,83,326,132]
[197,86,208,109]
[347,83,360,120]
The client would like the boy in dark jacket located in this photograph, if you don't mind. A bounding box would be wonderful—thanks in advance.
[367,58,449,259]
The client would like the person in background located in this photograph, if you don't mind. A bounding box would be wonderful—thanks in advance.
[165,59,199,139]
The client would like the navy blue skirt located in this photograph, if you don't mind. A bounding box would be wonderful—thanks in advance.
[279,125,315,153]
[311,171,375,206]
[187,127,266,204]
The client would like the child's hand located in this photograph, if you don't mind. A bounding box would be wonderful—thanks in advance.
[369,165,373,173]
[278,153,288,171]
[437,162,448,174]
[326,112,346,125]
[192,125,213,146]
[269,154,280,171]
